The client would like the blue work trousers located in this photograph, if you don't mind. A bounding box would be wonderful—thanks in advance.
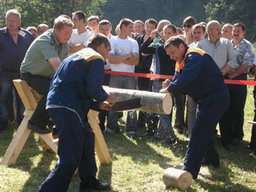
[184,91,229,179]
[39,109,97,192]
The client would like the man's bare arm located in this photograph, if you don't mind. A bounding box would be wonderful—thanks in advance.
[123,53,139,65]
[48,57,61,71]
[108,53,133,64]
[221,65,233,76]
[228,65,250,79]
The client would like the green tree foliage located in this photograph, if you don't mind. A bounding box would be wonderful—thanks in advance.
[0,0,107,28]
[205,0,256,42]
[101,0,208,29]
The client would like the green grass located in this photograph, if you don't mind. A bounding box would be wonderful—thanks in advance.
[1,87,256,192]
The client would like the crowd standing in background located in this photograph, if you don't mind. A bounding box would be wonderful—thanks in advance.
[0,8,256,191]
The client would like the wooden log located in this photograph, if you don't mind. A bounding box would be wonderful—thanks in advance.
[104,86,172,114]
[163,167,192,190]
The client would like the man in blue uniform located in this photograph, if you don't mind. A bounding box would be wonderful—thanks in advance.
[161,36,229,179]
[39,34,115,192]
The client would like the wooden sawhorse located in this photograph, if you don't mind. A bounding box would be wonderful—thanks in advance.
[1,79,111,166]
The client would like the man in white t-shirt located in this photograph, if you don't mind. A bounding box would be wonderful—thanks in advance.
[108,18,139,138]
[68,11,92,55]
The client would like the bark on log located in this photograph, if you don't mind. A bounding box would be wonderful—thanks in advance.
[163,167,192,190]
[104,86,172,114]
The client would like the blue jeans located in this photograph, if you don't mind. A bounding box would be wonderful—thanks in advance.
[152,80,176,139]
[0,71,24,126]
[107,74,137,132]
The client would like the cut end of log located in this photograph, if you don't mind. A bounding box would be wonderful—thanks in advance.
[163,167,192,190]
[162,94,172,114]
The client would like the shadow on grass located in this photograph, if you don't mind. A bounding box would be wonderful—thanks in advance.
[0,124,45,170]
[0,125,57,192]
[195,139,256,191]
[0,124,20,158]
[98,163,113,184]
[214,137,256,172]
[19,150,57,192]
[97,163,119,192]
[104,129,188,171]
[196,175,255,192]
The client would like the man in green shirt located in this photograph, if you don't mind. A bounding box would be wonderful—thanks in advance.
[20,16,73,134]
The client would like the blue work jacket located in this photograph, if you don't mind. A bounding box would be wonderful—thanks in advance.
[47,48,108,126]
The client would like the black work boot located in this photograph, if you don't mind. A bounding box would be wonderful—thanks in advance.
[79,178,111,192]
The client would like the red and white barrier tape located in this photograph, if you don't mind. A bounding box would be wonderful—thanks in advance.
[105,71,256,86]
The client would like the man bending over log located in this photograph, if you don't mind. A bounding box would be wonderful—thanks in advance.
[39,34,115,192]
[160,36,229,179]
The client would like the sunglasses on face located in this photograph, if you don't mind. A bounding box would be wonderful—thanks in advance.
[183,24,192,28]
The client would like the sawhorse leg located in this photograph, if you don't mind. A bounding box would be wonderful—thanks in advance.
[88,110,112,164]
[1,110,57,166]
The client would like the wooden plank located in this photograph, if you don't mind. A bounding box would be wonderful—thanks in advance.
[88,110,112,164]
[39,134,58,154]
[13,80,38,110]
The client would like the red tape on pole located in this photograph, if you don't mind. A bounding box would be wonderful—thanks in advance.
[105,70,256,86]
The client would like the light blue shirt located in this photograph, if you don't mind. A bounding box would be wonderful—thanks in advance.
[197,37,238,70]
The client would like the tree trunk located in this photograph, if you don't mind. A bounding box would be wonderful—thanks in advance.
[104,86,172,114]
